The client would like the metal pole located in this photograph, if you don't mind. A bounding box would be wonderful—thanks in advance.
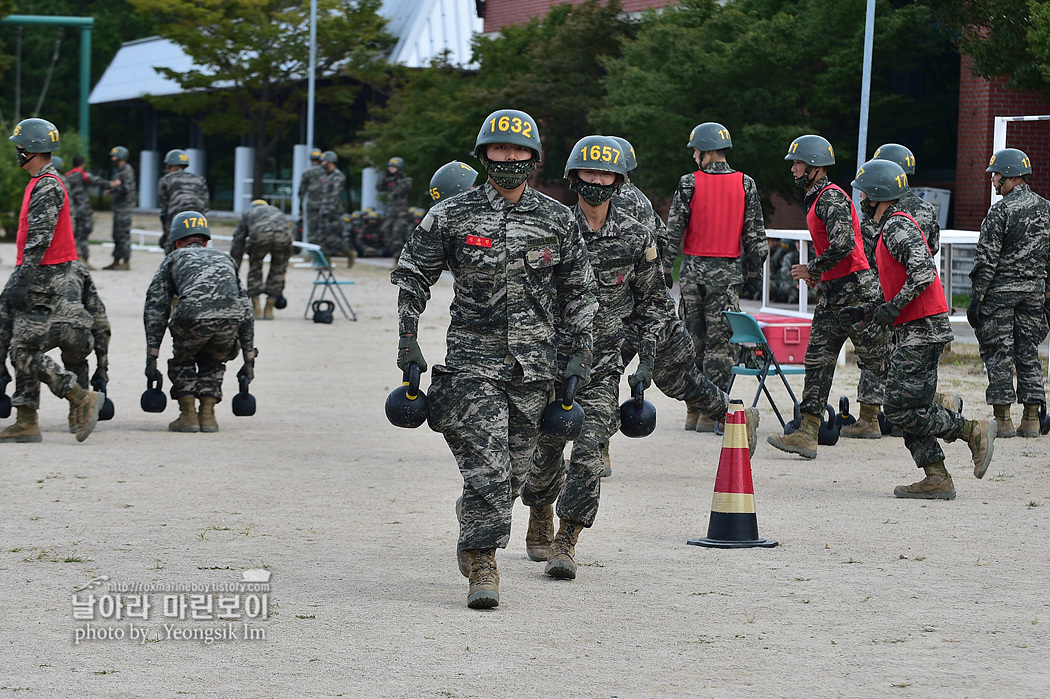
[306,0,317,155]
[853,0,876,208]
[80,25,91,146]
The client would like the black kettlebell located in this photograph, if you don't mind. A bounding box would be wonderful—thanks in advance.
[231,375,256,417]
[274,295,288,310]
[540,376,585,440]
[784,402,802,434]
[818,403,840,446]
[0,375,11,419]
[878,410,894,436]
[836,395,856,429]
[619,382,657,438]
[140,370,167,413]
[312,299,334,324]
[90,378,115,421]
[385,362,429,428]
[1039,402,1050,436]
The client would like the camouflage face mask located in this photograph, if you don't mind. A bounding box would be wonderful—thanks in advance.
[860,198,877,220]
[482,155,536,189]
[570,175,618,206]
[793,166,817,189]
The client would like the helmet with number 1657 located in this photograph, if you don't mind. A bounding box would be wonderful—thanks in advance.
[564,135,629,179]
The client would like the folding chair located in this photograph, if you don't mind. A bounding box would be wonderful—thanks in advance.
[297,242,357,321]
[722,311,804,429]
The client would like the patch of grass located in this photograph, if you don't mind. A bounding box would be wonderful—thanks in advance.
[63,557,83,563]
[295,615,315,620]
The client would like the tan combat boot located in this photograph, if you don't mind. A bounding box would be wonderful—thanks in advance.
[0,407,42,443]
[600,441,612,477]
[466,549,499,609]
[102,258,121,270]
[251,296,262,319]
[455,496,470,578]
[198,397,219,433]
[68,403,78,434]
[684,404,700,431]
[743,407,760,457]
[992,405,1015,439]
[66,385,102,442]
[766,412,820,459]
[346,248,357,269]
[545,518,585,579]
[263,298,276,320]
[168,396,201,433]
[525,504,554,562]
[840,402,882,439]
[1017,403,1041,438]
[893,460,956,500]
[962,419,996,479]
[118,259,131,271]
[934,392,963,414]
[695,414,717,433]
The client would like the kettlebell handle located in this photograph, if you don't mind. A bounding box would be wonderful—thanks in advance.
[631,381,644,406]
[402,362,422,399]
[239,374,251,395]
[148,370,163,391]
[563,375,579,408]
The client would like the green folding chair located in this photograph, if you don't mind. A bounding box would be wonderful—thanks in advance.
[722,311,804,429]
[297,242,357,321]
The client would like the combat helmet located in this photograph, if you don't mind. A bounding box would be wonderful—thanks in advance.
[784,135,835,166]
[474,109,542,160]
[610,136,638,172]
[986,148,1032,177]
[429,161,478,202]
[387,156,405,171]
[51,155,65,170]
[110,146,129,161]
[851,159,908,202]
[9,118,60,153]
[688,122,732,152]
[873,143,916,175]
[564,135,629,179]
[321,150,338,164]
[164,149,190,167]
[169,211,210,244]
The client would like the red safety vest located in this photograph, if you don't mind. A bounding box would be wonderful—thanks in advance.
[683,170,745,258]
[66,166,89,185]
[16,173,77,266]
[806,183,868,281]
[875,211,948,325]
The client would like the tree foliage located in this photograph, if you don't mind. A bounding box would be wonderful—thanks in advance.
[129,0,394,196]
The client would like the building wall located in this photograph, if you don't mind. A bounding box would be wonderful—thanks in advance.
[955,56,1050,229]
[482,0,674,33]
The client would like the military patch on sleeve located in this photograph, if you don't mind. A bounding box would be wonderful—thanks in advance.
[466,235,493,248]
[420,212,434,232]
[644,245,658,262]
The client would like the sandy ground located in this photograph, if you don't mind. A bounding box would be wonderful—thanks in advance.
[0,217,1048,698]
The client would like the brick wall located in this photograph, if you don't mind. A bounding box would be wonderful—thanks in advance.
[955,56,1050,229]
[482,0,675,33]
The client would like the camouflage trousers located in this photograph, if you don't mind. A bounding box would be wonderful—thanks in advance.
[247,234,293,298]
[14,321,94,408]
[318,214,347,260]
[427,365,551,551]
[623,295,729,420]
[73,211,93,261]
[974,292,1049,406]
[168,318,240,401]
[678,281,739,391]
[303,207,324,247]
[521,371,619,527]
[10,293,79,409]
[382,212,414,260]
[800,273,889,417]
[853,368,886,406]
[882,335,966,468]
[112,207,133,260]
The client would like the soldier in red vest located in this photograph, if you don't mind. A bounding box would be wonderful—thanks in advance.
[664,122,767,431]
[0,118,103,443]
[767,135,889,458]
[843,160,995,498]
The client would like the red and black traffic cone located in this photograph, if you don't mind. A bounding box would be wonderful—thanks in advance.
[689,400,777,549]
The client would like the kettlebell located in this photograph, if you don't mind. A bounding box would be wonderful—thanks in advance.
[877,410,894,436]
[784,403,802,434]
[0,375,11,420]
[385,362,429,428]
[312,299,334,324]
[231,375,256,417]
[140,370,167,413]
[817,403,840,446]
[1039,402,1050,436]
[540,376,585,440]
[274,295,288,310]
[619,382,657,438]
[91,378,115,421]
[836,395,856,429]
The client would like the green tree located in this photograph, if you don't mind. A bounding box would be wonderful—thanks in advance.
[129,0,394,197]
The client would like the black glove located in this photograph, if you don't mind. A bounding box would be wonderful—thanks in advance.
[563,350,592,386]
[238,361,255,383]
[0,360,10,384]
[628,355,654,390]
[9,276,29,312]
[1044,295,1050,326]
[966,303,981,329]
[664,273,674,290]
[397,335,427,373]
[872,302,900,328]
[145,355,157,380]
[838,306,867,326]
[91,365,108,386]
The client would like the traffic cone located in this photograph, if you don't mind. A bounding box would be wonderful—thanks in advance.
[688,400,778,549]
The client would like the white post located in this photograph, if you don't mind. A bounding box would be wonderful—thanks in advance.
[233,146,255,214]
[138,150,159,208]
[361,167,381,213]
[853,0,876,209]
[292,144,310,217]
[306,0,317,161]
[186,148,206,177]
[991,116,1008,206]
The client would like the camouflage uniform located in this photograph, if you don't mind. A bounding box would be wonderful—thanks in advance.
[298,163,324,244]
[873,205,963,467]
[144,243,254,401]
[665,161,768,391]
[798,176,889,417]
[109,161,136,261]
[521,202,663,527]
[157,170,209,254]
[769,240,800,303]
[317,168,347,258]
[391,181,597,551]
[4,163,79,406]
[970,183,1050,407]
[0,261,109,404]
[64,167,103,262]
[230,203,293,299]
[378,172,414,259]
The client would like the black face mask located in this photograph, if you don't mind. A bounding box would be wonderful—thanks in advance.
[569,174,618,206]
[860,198,877,219]
[16,148,31,167]
[481,154,537,190]
[793,166,816,189]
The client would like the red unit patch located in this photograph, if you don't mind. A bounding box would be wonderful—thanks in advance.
[466,235,493,248]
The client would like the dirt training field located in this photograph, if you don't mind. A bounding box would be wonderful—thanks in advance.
[0,230,1047,698]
